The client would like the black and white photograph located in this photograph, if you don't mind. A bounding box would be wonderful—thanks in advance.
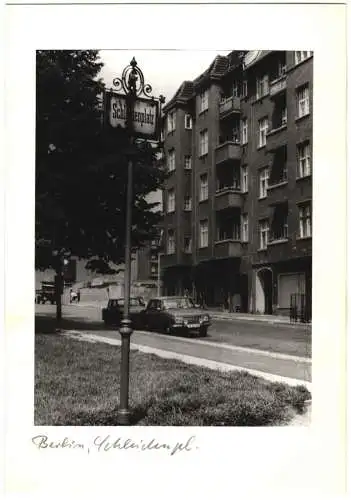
[4,2,347,498]
[34,48,313,427]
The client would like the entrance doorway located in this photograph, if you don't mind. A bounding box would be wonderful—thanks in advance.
[256,268,273,314]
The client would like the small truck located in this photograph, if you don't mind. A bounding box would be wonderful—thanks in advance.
[35,281,56,305]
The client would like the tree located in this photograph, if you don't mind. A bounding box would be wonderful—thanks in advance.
[36,50,166,319]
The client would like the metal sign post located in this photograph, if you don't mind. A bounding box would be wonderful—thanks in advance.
[107,58,164,425]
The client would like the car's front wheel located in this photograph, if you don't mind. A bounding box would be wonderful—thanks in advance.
[163,321,172,335]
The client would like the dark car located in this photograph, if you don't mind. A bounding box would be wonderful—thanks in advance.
[102,297,145,328]
[139,296,211,337]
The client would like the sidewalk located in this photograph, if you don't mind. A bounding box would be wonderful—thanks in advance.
[71,300,310,326]
[206,309,311,326]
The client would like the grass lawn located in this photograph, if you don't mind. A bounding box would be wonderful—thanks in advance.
[35,334,310,426]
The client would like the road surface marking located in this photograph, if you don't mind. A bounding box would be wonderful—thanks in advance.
[61,331,311,390]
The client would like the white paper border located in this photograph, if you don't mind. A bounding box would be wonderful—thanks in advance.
[4,2,347,498]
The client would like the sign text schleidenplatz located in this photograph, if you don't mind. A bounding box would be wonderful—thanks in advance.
[109,94,158,138]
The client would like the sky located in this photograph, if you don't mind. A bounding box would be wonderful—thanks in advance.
[99,49,230,103]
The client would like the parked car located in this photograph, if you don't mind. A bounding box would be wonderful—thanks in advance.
[139,296,211,337]
[102,297,145,327]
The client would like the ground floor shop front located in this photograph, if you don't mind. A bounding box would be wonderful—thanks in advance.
[162,259,249,312]
[161,255,311,321]
[251,256,312,320]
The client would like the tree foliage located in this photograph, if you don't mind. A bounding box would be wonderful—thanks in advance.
[36,50,166,271]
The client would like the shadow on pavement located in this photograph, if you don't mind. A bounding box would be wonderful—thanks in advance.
[35,314,115,334]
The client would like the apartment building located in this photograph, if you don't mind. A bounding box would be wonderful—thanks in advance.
[160,50,312,318]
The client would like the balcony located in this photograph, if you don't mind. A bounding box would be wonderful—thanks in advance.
[214,239,243,258]
[219,96,241,118]
[270,76,287,97]
[160,253,192,268]
[215,187,243,211]
[266,124,287,151]
[267,180,289,206]
[215,141,241,165]
[267,170,288,195]
[268,226,288,246]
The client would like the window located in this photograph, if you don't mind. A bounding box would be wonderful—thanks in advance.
[199,90,209,113]
[259,220,270,250]
[232,127,240,144]
[258,117,269,148]
[299,203,312,238]
[160,128,165,142]
[199,129,208,156]
[199,174,208,201]
[277,60,287,77]
[184,236,192,253]
[241,214,249,242]
[270,207,288,241]
[232,81,240,97]
[184,195,192,211]
[241,165,248,193]
[167,188,175,213]
[242,80,248,98]
[241,118,248,144]
[167,230,175,254]
[167,111,176,133]
[295,51,312,65]
[199,220,209,248]
[150,264,157,274]
[256,74,269,99]
[167,149,175,172]
[296,85,310,118]
[184,155,192,170]
[297,142,312,178]
[259,167,270,198]
[185,114,193,130]
[281,107,287,125]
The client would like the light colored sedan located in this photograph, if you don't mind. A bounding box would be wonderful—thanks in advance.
[139,296,211,337]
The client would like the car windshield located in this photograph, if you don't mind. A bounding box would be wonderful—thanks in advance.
[163,298,195,310]
[116,298,142,307]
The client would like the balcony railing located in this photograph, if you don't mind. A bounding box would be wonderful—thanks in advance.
[270,76,287,97]
[216,181,241,192]
[219,96,241,116]
[215,141,241,164]
[269,226,288,244]
[268,171,288,189]
[217,226,241,242]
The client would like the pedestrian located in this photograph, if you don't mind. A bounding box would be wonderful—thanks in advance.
[70,288,77,303]
[77,289,81,303]
[69,288,73,304]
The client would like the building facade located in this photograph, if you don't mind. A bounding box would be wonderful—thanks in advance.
[160,50,312,318]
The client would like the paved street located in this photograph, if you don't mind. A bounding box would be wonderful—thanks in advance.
[35,303,311,382]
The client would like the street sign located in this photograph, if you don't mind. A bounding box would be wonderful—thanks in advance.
[105,91,160,140]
